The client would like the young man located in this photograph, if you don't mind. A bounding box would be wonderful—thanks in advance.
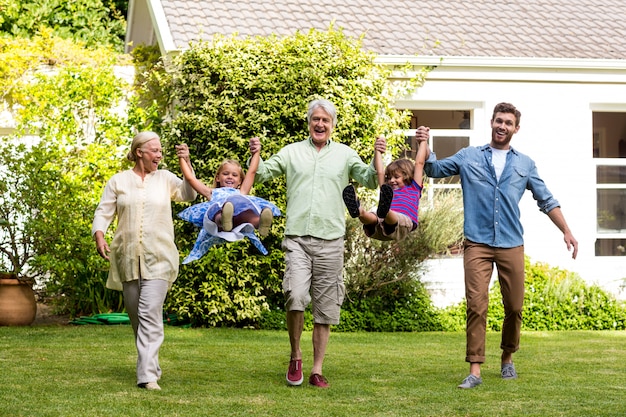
[418,102,578,389]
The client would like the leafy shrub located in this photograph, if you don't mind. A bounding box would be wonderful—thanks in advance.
[338,283,445,332]
[0,0,126,49]
[258,307,316,332]
[520,258,626,330]
[149,27,429,327]
[331,187,463,332]
[0,33,130,316]
[210,182,463,331]
[442,257,626,331]
[166,237,284,327]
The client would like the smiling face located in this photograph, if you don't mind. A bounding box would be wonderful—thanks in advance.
[308,107,333,148]
[215,162,243,188]
[490,112,520,150]
[136,138,163,173]
[386,172,406,190]
[384,159,414,190]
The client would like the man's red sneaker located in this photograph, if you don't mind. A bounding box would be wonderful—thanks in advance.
[286,359,303,386]
[308,373,329,388]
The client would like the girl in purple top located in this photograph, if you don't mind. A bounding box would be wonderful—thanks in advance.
[342,133,428,241]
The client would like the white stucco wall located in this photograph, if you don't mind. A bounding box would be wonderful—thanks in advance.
[388,57,626,307]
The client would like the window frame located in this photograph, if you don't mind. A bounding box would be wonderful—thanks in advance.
[395,102,485,206]
[590,105,626,256]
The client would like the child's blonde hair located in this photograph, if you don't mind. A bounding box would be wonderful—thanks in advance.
[384,158,415,186]
[212,159,245,188]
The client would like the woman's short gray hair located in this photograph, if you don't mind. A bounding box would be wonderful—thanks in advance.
[127,131,160,162]
[306,99,337,127]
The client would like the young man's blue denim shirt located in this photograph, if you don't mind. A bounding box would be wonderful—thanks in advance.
[424,144,560,248]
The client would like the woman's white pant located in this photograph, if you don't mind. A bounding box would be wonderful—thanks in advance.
[123,278,169,385]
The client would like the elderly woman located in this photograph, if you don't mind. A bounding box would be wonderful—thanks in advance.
[92,131,196,391]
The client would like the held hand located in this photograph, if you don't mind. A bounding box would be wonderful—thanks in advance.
[175,143,190,160]
[374,135,387,153]
[249,137,261,154]
[415,126,430,143]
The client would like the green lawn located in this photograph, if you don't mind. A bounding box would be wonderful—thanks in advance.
[0,325,624,417]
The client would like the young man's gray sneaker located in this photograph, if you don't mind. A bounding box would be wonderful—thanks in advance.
[501,363,518,380]
[457,374,482,389]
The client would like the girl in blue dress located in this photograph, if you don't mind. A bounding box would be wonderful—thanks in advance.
[175,142,281,263]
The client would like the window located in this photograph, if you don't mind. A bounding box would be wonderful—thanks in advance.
[402,109,473,190]
[593,111,626,256]
[394,104,482,258]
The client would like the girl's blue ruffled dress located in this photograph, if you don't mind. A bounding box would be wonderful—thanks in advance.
[178,187,281,263]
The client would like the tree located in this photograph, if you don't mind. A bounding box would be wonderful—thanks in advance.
[0,32,132,315]
[0,0,126,50]
[138,27,430,326]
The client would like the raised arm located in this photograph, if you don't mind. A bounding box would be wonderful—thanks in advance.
[413,126,430,187]
[374,149,385,186]
[176,144,213,200]
[374,135,387,186]
[240,137,261,195]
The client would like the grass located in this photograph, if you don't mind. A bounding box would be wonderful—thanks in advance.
[1,326,625,417]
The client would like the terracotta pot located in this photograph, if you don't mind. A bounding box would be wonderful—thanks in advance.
[0,276,37,326]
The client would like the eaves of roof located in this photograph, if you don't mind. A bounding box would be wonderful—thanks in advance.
[130,0,626,73]
[382,55,626,83]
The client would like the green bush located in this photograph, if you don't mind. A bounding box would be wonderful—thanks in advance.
[442,257,626,331]
[332,187,463,332]
[338,285,445,332]
[259,297,448,333]
[185,179,463,331]
[149,27,429,327]
[521,258,626,330]
[166,237,284,327]
[0,34,130,316]
[0,0,126,49]
[258,308,317,332]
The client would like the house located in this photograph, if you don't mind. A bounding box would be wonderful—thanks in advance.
[126,0,626,306]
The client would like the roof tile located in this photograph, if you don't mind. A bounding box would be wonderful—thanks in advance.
[159,0,626,59]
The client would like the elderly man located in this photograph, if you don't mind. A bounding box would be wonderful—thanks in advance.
[250,99,385,388]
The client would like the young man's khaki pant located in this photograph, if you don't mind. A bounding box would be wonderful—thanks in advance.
[463,241,525,363]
